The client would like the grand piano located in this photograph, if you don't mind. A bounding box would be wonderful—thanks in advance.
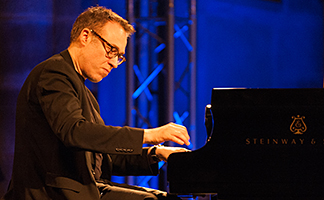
[167,88,324,199]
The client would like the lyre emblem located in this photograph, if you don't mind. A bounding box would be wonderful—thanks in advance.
[290,115,307,134]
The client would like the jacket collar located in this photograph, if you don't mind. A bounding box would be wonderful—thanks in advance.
[60,49,85,83]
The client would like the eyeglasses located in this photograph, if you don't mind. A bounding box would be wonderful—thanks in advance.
[90,29,126,65]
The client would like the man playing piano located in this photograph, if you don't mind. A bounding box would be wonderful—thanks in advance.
[1,6,190,200]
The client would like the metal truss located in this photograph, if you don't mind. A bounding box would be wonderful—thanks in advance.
[125,0,196,190]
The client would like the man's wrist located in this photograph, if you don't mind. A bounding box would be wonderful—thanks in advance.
[150,145,162,162]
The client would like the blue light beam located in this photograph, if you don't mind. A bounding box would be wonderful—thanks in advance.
[132,64,164,99]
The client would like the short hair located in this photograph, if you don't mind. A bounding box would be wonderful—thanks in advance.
[70,6,135,43]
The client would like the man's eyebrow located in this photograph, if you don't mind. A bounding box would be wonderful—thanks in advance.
[109,43,125,55]
[106,41,124,54]
[108,42,119,50]
[111,44,124,55]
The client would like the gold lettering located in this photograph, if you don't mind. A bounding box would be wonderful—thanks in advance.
[253,138,257,144]
[300,139,304,144]
[281,139,288,144]
[311,139,316,145]
[246,138,250,145]
[245,138,315,145]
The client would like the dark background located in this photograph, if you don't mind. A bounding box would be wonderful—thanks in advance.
[0,0,323,196]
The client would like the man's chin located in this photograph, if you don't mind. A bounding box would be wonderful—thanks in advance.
[88,77,104,83]
[87,72,109,83]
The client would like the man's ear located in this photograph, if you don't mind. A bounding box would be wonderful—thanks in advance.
[79,28,92,46]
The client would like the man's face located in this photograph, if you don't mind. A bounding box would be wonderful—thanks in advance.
[79,22,128,83]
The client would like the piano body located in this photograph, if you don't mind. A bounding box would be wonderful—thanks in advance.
[167,88,324,199]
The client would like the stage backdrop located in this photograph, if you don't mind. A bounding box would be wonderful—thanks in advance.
[0,0,323,196]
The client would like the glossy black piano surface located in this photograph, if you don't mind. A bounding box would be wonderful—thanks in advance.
[167,88,324,199]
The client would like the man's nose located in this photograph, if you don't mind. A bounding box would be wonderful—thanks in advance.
[108,57,118,68]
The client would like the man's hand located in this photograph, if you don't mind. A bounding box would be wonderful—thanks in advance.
[143,122,190,146]
[154,146,190,162]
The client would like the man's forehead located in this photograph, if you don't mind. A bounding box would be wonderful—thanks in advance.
[100,22,127,51]
[101,22,126,37]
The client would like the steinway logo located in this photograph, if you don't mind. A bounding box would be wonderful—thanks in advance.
[290,115,307,134]
[246,115,323,145]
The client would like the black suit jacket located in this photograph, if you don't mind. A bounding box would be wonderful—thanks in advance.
[2,50,158,200]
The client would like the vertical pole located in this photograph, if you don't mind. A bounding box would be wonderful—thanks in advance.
[126,0,135,185]
[167,0,175,123]
[189,0,197,149]
[139,0,149,128]
[126,0,135,127]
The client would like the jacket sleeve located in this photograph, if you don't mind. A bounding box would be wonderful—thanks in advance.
[109,148,159,176]
[35,59,144,155]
